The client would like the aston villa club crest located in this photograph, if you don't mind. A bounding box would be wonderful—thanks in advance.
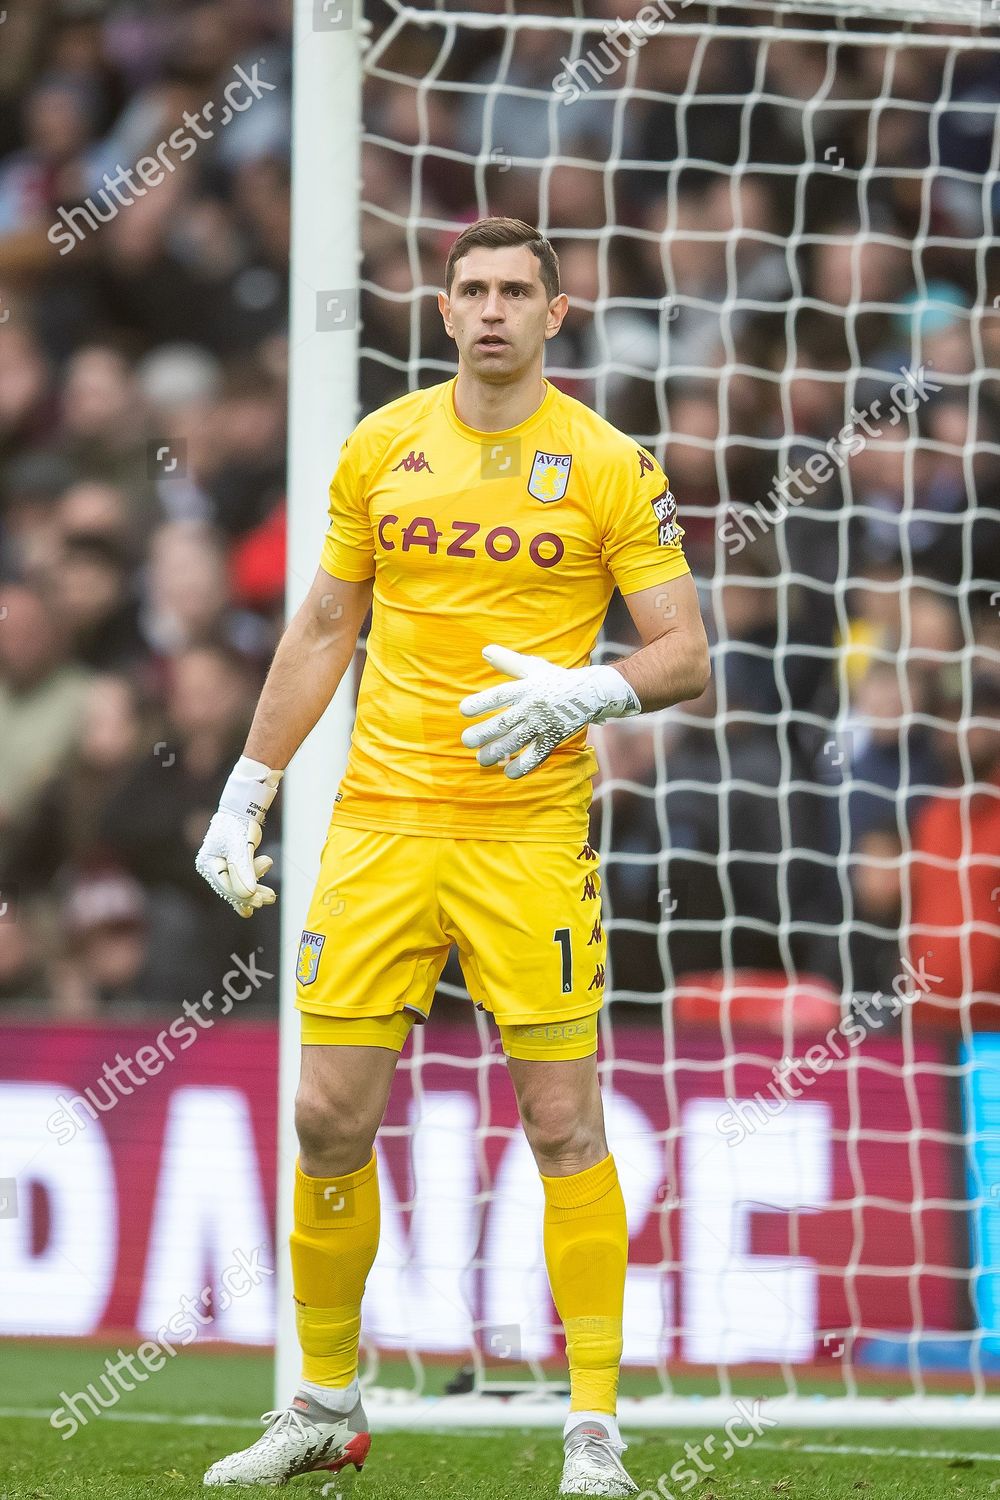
[651,486,682,546]
[527,450,572,503]
[296,930,326,987]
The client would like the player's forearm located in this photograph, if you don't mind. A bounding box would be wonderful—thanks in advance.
[243,573,370,770]
[614,630,711,713]
[197,570,368,916]
[243,630,351,770]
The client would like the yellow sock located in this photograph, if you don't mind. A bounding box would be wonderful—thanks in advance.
[290,1151,380,1388]
[541,1153,627,1415]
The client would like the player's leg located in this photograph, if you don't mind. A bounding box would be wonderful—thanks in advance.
[287,825,446,1421]
[506,1048,626,1413]
[506,1046,635,1496]
[205,825,448,1488]
[292,1030,402,1404]
[443,838,637,1495]
[204,1023,409,1488]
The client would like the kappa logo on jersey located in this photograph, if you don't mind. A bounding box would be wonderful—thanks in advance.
[527,449,572,503]
[637,449,655,478]
[392,450,434,474]
[296,930,326,987]
[651,486,682,546]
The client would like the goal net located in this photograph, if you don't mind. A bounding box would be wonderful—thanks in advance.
[282,0,1000,1425]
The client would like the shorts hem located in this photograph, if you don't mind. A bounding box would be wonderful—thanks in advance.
[487,1002,604,1028]
[300,1009,419,1051]
[296,998,429,1022]
[504,1036,598,1061]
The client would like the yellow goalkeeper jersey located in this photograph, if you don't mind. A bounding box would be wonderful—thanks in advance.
[321,377,690,840]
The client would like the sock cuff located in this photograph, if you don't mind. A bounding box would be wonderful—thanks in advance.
[540,1152,619,1209]
[294,1151,377,1227]
[296,1151,376,1194]
[565,1409,626,1451]
[298,1375,360,1413]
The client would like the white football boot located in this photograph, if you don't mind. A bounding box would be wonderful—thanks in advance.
[559,1414,638,1497]
[203,1389,370,1486]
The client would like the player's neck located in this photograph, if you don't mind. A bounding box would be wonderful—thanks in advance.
[452,365,546,433]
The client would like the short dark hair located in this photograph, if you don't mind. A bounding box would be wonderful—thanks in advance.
[445,217,561,302]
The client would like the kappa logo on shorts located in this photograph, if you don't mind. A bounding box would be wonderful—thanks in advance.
[296,930,326,987]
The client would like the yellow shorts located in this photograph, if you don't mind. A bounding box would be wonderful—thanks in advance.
[295,822,606,1060]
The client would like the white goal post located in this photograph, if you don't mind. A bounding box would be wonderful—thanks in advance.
[276,0,361,1404]
[279,0,1000,1425]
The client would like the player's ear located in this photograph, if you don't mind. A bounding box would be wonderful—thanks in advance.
[438,290,455,339]
[544,292,569,341]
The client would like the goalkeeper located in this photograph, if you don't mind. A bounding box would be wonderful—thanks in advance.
[198,217,709,1496]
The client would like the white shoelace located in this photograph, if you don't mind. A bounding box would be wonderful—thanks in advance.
[259,1408,313,1446]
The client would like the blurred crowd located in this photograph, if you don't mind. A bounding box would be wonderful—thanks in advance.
[0,0,998,1019]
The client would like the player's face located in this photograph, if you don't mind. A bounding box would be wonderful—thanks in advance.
[438,245,568,382]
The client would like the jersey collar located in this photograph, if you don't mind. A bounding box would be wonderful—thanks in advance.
[443,376,556,443]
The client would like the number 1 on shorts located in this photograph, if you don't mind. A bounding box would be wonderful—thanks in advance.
[553,927,572,994]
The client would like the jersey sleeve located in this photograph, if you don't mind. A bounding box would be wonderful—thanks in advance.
[320,428,377,582]
[596,444,690,596]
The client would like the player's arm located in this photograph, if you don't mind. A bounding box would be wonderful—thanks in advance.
[197,413,375,915]
[612,572,710,712]
[459,583,709,780]
[244,567,372,770]
[196,567,371,917]
[461,446,710,779]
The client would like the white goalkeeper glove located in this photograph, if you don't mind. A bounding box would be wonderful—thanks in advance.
[195,755,283,918]
[459,643,641,780]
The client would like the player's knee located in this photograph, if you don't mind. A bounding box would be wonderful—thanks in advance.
[294,1082,375,1175]
[519,1093,604,1171]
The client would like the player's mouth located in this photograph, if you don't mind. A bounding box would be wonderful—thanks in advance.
[475,335,509,352]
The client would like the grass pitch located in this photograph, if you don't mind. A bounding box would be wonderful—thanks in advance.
[2,1341,1000,1499]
